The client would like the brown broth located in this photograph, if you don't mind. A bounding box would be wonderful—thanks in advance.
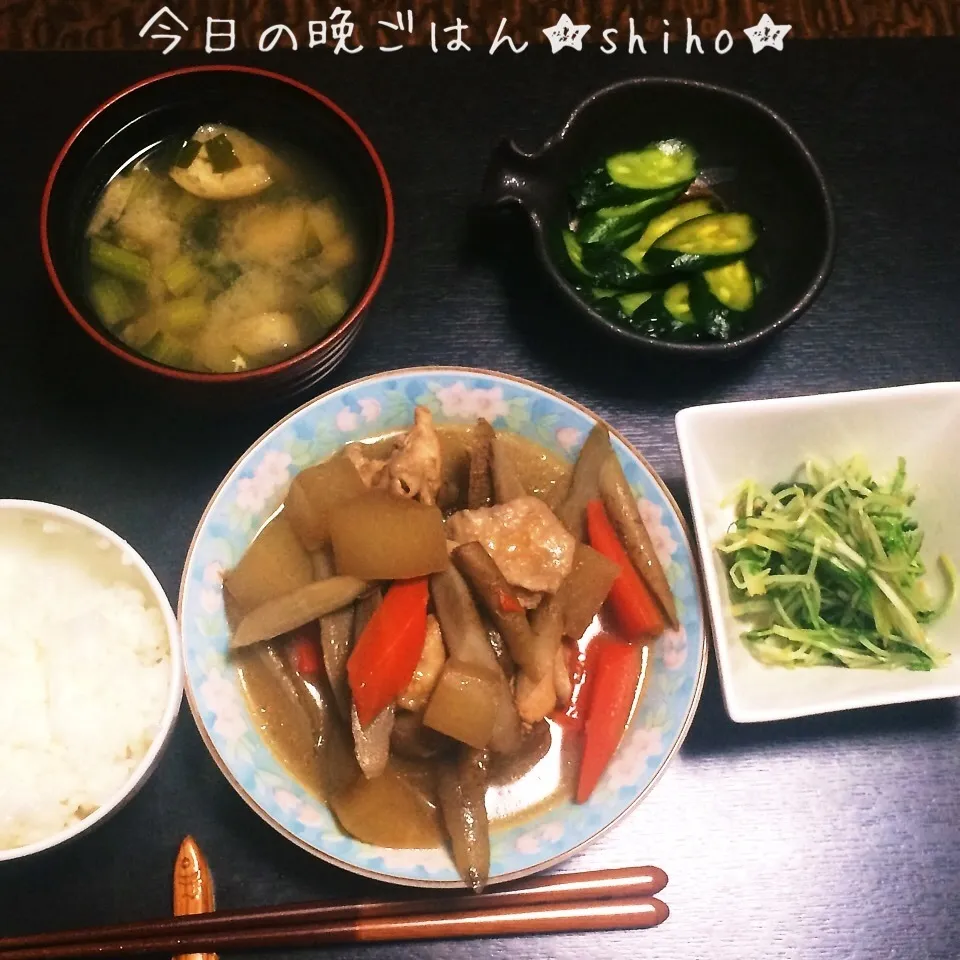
[236,646,581,831]
[236,647,327,799]
[484,720,580,824]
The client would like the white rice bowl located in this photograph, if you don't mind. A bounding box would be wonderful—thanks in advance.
[0,501,181,860]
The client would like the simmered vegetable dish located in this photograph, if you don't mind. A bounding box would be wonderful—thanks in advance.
[83,124,366,373]
[561,139,763,342]
[224,409,678,891]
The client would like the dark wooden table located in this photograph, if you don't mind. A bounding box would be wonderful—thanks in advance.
[2,34,960,960]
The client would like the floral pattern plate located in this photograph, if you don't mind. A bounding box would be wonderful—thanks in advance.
[179,367,707,887]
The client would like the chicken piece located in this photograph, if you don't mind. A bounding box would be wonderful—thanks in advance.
[515,671,556,726]
[383,406,442,505]
[345,444,389,489]
[397,615,446,712]
[447,496,576,595]
[344,406,443,506]
[554,646,573,707]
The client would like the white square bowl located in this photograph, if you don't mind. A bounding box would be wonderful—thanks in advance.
[676,381,960,723]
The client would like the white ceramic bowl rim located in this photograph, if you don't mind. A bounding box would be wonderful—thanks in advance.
[676,380,960,723]
[0,499,183,862]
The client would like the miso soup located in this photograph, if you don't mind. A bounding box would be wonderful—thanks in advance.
[82,124,368,373]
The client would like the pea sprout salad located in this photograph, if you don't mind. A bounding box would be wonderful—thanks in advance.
[717,456,956,670]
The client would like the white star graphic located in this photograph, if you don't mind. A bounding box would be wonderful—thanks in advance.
[743,13,792,53]
[542,13,590,53]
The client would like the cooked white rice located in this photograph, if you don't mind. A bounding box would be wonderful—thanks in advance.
[0,515,171,851]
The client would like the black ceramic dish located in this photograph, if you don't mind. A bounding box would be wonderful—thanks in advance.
[481,77,835,357]
[42,65,394,405]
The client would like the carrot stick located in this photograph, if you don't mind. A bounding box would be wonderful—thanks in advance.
[598,454,678,629]
[290,630,322,676]
[552,634,609,731]
[496,587,524,614]
[586,500,664,640]
[576,640,641,803]
[347,578,429,726]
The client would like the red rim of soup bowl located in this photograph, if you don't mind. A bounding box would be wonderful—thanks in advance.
[40,64,396,385]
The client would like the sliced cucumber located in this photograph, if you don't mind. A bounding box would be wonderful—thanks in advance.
[644,212,759,274]
[661,282,695,326]
[624,283,698,340]
[617,291,655,318]
[561,229,590,277]
[649,282,699,340]
[689,259,756,341]
[574,189,682,246]
[704,259,756,311]
[562,138,765,345]
[623,198,717,268]
[573,140,699,210]
[608,140,699,190]
[579,243,662,291]
[591,290,656,327]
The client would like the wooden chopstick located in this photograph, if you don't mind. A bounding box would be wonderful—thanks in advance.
[0,898,669,959]
[0,866,668,957]
[171,837,216,960]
